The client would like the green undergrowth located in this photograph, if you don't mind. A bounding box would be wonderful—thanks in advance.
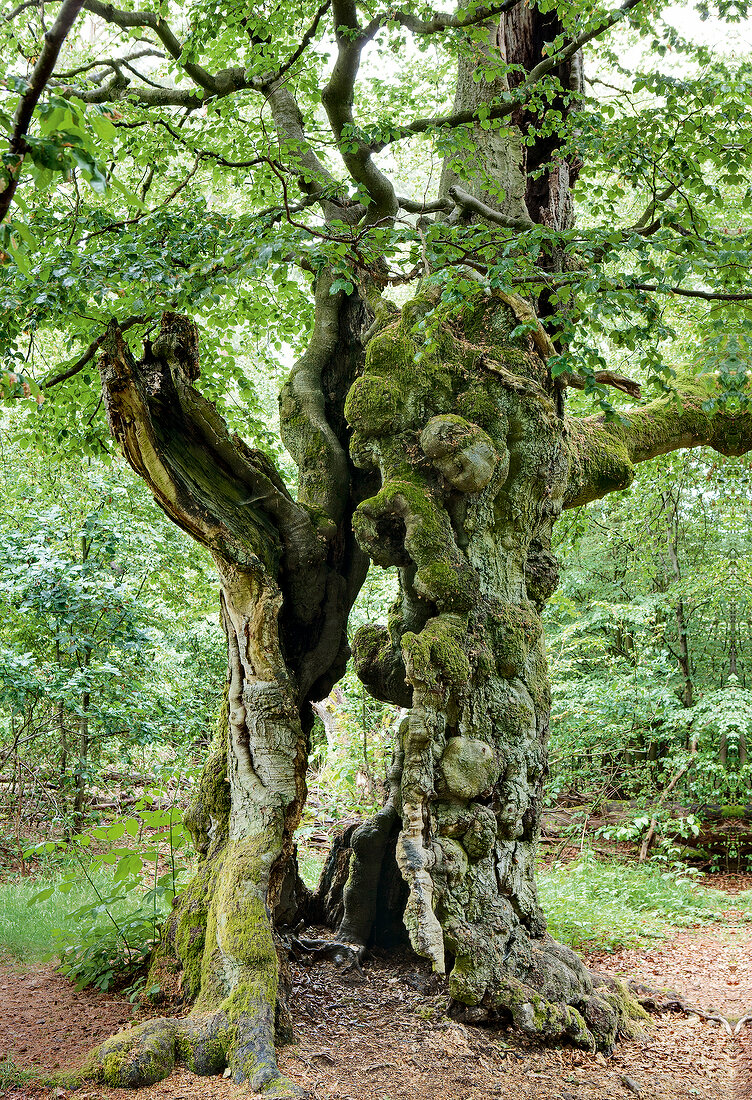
[0,867,125,962]
[538,853,728,952]
[0,1057,43,1088]
[0,863,168,992]
[735,889,752,917]
[298,849,326,891]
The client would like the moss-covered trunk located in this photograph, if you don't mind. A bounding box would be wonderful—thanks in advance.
[342,289,646,1049]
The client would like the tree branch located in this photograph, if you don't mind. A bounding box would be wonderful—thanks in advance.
[52,47,163,80]
[448,184,535,229]
[565,376,752,508]
[321,0,397,220]
[386,1,521,34]
[629,284,752,302]
[370,0,644,151]
[43,313,151,387]
[564,370,642,400]
[80,0,217,93]
[256,0,332,89]
[0,0,85,223]
[98,313,323,577]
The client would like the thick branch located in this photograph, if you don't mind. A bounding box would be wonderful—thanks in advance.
[565,376,752,507]
[321,0,397,220]
[564,370,642,400]
[266,84,350,222]
[98,313,323,582]
[448,184,535,229]
[81,0,217,92]
[388,1,520,34]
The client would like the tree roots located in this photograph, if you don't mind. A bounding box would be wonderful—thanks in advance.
[85,1006,308,1096]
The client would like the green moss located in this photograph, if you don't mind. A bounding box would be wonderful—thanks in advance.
[602,977,649,1040]
[172,869,214,1000]
[493,604,542,678]
[721,804,746,819]
[402,614,471,689]
[497,693,536,739]
[400,291,440,332]
[215,838,279,1016]
[457,387,501,432]
[365,324,415,378]
[448,952,489,1004]
[344,374,401,434]
[567,422,634,501]
[184,696,231,858]
[415,560,476,612]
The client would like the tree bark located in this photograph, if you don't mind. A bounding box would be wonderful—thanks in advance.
[339,287,646,1047]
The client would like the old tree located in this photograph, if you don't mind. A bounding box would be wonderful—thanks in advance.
[2,0,751,1093]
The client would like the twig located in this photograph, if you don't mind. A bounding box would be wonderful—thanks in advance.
[43,313,150,388]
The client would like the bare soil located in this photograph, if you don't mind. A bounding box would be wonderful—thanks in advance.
[1,888,750,1100]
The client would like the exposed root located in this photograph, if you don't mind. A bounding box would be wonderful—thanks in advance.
[84,1008,308,1095]
[629,979,752,1036]
[447,945,650,1054]
[290,935,366,974]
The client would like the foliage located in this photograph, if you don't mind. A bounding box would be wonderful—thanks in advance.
[538,852,727,952]
[0,435,225,824]
[24,800,191,991]
[547,450,751,808]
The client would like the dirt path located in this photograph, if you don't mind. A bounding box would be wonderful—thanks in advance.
[1,909,750,1100]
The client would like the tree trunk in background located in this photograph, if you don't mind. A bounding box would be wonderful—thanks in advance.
[73,645,91,821]
[663,493,694,710]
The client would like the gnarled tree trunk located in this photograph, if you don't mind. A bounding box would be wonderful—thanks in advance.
[342,288,645,1049]
[87,290,371,1095]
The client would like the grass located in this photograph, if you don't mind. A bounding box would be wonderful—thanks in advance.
[0,864,148,963]
[538,852,728,952]
[0,1057,41,1088]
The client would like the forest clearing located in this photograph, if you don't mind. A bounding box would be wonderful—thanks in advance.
[0,0,750,1098]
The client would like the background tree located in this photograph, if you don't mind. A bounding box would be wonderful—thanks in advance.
[0,1,750,1094]
[0,438,225,825]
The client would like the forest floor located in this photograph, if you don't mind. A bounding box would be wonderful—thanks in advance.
[0,875,750,1100]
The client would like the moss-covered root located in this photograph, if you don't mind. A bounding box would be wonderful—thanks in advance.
[452,972,649,1054]
[85,1018,180,1089]
[85,1010,307,1095]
